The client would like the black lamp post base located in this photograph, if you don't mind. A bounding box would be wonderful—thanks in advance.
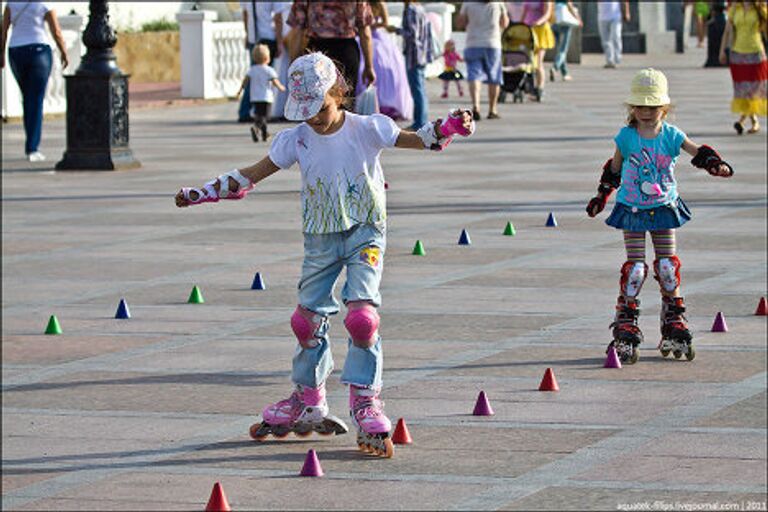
[56,74,140,171]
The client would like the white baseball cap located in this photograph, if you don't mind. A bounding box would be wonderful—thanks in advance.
[284,53,338,121]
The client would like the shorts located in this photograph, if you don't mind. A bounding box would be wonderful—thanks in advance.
[605,198,692,231]
[464,47,503,84]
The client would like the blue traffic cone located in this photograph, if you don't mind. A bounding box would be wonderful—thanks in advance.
[115,298,131,319]
[458,229,471,245]
[251,272,266,290]
[545,212,557,227]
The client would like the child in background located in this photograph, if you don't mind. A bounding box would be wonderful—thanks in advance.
[439,39,464,98]
[586,68,733,364]
[238,44,286,142]
[176,53,474,458]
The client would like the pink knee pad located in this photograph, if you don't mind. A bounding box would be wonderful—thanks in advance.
[344,302,380,347]
[291,306,322,348]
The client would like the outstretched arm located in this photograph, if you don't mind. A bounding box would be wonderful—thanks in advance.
[175,156,280,207]
[397,109,475,151]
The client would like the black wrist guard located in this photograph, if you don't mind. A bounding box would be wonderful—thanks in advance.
[691,145,733,176]
[598,158,620,193]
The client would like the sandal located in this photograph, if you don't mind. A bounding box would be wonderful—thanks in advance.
[472,109,481,121]
[747,123,760,134]
[487,112,501,120]
[733,121,744,135]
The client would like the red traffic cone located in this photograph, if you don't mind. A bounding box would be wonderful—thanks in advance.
[538,368,560,391]
[205,482,231,512]
[300,449,324,477]
[392,418,413,444]
[711,312,728,332]
[472,391,494,416]
[755,297,767,316]
[604,346,622,369]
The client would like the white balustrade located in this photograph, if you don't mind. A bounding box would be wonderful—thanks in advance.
[1,14,85,119]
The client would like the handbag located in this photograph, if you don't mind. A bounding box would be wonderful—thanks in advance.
[554,4,580,26]
[355,85,379,115]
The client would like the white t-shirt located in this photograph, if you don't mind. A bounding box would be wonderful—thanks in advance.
[7,1,51,48]
[269,113,400,234]
[240,1,290,44]
[460,2,507,49]
[598,1,623,22]
[248,64,278,103]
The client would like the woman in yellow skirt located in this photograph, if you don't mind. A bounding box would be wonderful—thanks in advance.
[521,1,555,100]
[719,1,767,134]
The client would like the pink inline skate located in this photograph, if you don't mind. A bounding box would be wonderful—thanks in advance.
[349,385,394,458]
[249,384,348,441]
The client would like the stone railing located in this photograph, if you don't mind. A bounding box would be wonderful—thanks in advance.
[1,14,85,119]
[177,3,455,99]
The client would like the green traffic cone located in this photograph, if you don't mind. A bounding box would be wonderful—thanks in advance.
[188,285,204,304]
[412,240,426,256]
[503,221,516,236]
[45,315,62,335]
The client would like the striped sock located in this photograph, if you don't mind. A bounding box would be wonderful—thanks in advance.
[651,229,676,259]
[623,230,646,262]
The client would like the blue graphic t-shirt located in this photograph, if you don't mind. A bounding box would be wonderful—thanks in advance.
[614,122,686,209]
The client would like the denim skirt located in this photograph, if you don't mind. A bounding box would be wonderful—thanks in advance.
[605,198,692,231]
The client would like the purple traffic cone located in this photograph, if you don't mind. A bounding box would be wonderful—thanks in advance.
[299,449,324,477]
[604,346,622,368]
[711,312,728,332]
[472,391,494,416]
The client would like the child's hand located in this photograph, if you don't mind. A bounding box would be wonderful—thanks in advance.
[709,163,733,177]
[175,189,191,207]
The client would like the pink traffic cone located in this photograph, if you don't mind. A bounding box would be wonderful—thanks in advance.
[604,346,622,368]
[472,391,494,416]
[299,449,324,477]
[711,312,728,332]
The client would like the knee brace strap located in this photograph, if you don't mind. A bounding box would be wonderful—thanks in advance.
[620,261,648,298]
[345,302,380,347]
[291,306,324,349]
[654,256,681,293]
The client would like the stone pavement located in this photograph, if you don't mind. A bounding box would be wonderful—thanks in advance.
[2,47,766,511]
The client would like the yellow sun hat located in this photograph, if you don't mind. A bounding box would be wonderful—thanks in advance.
[626,68,671,106]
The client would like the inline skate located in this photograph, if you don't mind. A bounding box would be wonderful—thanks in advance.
[349,385,394,458]
[608,296,643,364]
[658,295,695,361]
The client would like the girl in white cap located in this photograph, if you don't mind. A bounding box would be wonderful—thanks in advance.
[175,52,474,458]
[586,68,733,365]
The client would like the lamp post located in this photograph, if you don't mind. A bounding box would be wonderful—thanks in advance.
[56,0,140,170]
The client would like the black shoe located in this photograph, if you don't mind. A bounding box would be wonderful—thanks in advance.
[487,112,501,120]
[472,109,481,121]
[261,127,270,142]
[549,68,555,82]
[733,121,744,135]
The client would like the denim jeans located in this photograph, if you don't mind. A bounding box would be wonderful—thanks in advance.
[406,65,428,128]
[551,24,573,76]
[8,44,52,154]
[598,20,623,66]
[291,223,386,390]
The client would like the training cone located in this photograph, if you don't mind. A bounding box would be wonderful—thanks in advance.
[412,240,426,256]
[604,346,622,369]
[458,229,471,245]
[188,285,204,304]
[472,391,494,416]
[538,368,560,391]
[251,272,266,290]
[205,482,231,512]
[44,315,62,335]
[392,418,413,444]
[711,312,728,332]
[755,297,767,316]
[300,449,324,477]
[503,221,516,236]
[115,298,131,319]
[545,212,558,227]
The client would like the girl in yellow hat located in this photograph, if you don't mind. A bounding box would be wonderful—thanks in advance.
[585,68,734,365]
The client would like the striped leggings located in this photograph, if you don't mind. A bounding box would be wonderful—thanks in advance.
[623,229,676,262]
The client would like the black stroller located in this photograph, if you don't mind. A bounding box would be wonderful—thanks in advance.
[499,22,539,103]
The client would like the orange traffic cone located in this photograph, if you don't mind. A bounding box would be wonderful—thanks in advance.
[392,418,413,444]
[205,482,231,512]
[538,368,559,391]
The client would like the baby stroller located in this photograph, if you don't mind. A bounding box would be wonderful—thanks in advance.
[499,22,539,103]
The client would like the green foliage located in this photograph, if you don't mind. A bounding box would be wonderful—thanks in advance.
[139,19,179,32]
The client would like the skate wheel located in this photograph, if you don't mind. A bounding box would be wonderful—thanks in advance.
[318,430,334,437]
[628,349,639,365]
[249,423,268,441]
[685,347,696,361]
[381,438,394,459]
[673,350,682,359]
[295,430,312,438]
[660,349,670,357]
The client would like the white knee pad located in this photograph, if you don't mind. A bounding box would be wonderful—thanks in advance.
[620,261,648,298]
[344,302,380,348]
[654,256,681,293]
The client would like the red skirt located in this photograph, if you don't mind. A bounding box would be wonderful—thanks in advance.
[728,51,768,116]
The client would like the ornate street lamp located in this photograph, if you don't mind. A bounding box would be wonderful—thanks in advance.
[56,0,140,170]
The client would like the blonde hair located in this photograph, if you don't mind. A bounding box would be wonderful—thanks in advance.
[625,104,673,127]
[252,44,270,65]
